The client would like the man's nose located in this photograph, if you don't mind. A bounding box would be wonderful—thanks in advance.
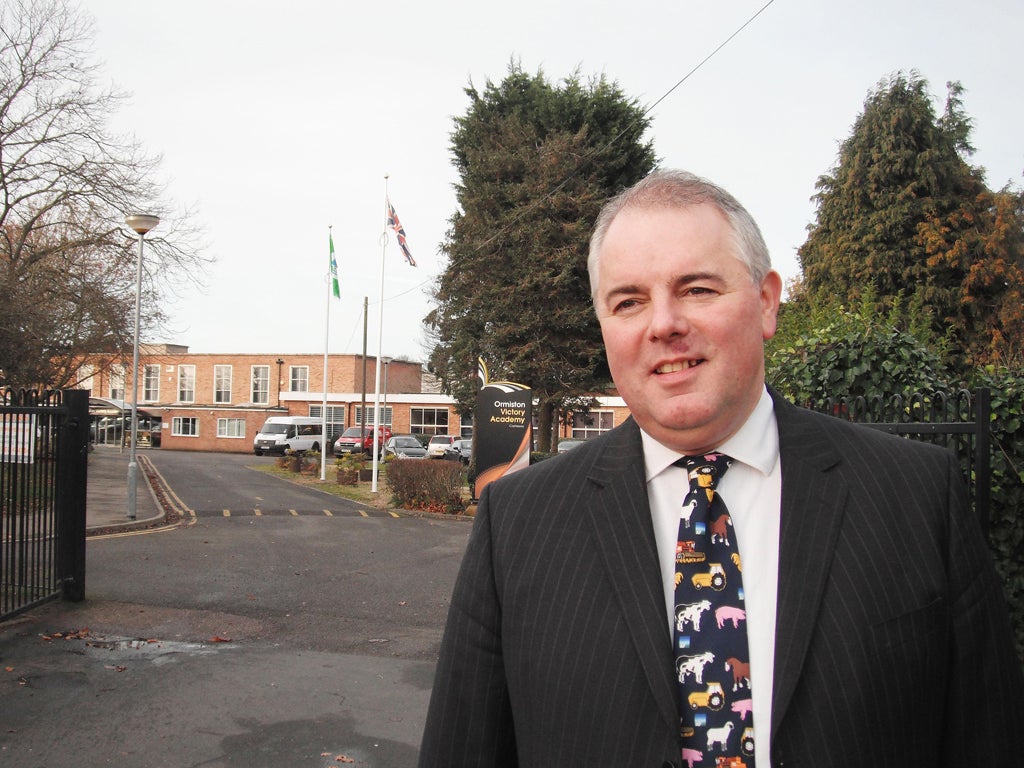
[648,298,689,340]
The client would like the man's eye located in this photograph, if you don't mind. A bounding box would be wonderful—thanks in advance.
[613,299,639,312]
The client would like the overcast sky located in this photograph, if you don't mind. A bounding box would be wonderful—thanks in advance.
[84,0,1023,364]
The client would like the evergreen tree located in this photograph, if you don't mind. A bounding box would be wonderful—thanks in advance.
[797,72,1023,366]
[425,63,656,449]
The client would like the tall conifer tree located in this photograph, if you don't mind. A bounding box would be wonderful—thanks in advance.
[425,63,656,448]
[798,72,1023,366]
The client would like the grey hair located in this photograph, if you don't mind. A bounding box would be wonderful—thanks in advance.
[587,168,772,303]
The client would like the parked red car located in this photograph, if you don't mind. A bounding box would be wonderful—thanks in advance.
[333,425,393,455]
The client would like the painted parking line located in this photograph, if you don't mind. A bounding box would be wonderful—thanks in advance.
[184,507,399,519]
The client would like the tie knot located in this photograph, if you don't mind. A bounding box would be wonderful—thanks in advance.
[675,452,732,491]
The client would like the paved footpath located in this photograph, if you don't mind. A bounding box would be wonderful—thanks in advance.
[0,448,470,768]
[84,446,165,532]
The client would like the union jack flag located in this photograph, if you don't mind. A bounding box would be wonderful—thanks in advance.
[386,199,416,266]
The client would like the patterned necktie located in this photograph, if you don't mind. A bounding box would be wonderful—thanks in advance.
[673,453,756,767]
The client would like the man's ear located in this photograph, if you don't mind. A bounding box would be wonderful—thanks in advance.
[760,270,783,340]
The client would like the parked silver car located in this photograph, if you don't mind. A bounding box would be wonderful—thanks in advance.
[443,438,472,464]
[426,434,458,458]
[557,438,586,453]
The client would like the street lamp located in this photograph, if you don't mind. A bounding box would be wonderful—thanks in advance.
[124,213,159,520]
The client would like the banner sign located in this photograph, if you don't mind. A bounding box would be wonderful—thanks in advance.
[1,414,36,464]
[473,358,532,500]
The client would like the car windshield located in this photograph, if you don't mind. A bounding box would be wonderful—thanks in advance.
[395,438,419,448]
[341,427,364,437]
[262,424,288,435]
[428,436,449,445]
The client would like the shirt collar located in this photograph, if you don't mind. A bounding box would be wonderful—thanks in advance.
[640,386,779,482]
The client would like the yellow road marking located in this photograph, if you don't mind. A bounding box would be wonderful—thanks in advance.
[222,509,230,517]
[254,509,262,516]
[323,510,333,516]
[359,510,369,518]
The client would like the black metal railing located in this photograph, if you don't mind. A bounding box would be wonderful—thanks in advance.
[1,388,88,621]
[812,388,990,531]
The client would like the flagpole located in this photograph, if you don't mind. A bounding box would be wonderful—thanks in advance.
[371,178,388,493]
[321,226,334,481]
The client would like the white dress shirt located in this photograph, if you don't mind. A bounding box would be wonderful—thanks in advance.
[642,386,780,767]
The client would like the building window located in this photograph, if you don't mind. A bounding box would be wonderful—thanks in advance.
[172,417,199,437]
[290,366,309,392]
[251,365,270,405]
[143,364,160,402]
[178,365,196,403]
[410,407,449,435]
[308,405,345,441]
[214,365,232,404]
[78,364,95,394]
[571,410,614,439]
[355,405,392,428]
[110,366,125,400]
[217,418,246,438]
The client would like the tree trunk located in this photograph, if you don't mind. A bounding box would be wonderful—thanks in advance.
[536,400,555,453]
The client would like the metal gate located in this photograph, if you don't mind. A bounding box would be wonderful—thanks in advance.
[1,388,89,621]
[814,388,991,531]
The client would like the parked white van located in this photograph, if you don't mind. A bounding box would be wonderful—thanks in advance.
[253,416,327,456]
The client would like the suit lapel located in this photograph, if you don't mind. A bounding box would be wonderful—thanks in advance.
[769,393,847,740]
[584,419,679,733]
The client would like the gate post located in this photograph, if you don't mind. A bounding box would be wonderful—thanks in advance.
[56,389,89,602]
[974,387,991,534]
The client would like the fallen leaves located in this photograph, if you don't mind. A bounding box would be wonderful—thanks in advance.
[40,627,92,642]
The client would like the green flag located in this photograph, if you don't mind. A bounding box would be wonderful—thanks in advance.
[329,232,340,299]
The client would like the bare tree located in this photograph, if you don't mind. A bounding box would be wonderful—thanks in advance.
[0,0,208,388]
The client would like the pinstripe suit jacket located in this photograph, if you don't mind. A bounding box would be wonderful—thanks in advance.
[418,392,1023,767]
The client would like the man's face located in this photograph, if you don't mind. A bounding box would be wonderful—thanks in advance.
[595,204,782,454]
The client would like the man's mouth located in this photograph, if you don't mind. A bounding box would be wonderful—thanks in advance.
[655,360,703,374]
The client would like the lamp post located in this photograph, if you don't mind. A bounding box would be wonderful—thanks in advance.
[124,214,159,520]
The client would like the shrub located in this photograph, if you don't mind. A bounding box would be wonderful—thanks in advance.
[386,459,466,514]
[301,450,321,475]
[767,297,948,406]
[334,453,364,485]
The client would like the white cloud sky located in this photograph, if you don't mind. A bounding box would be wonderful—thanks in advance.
[84,0,1023,363]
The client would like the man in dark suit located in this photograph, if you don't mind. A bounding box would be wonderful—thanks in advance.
[418,169,1023,767]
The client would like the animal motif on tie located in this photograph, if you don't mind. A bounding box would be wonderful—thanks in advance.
[710,513,732,546]
[673,452,756,766]
[725,657,752,691]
